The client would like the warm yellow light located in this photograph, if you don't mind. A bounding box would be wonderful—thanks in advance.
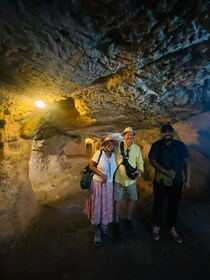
[35,100,45,108]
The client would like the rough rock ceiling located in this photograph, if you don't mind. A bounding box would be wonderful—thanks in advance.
[0,0,210,139]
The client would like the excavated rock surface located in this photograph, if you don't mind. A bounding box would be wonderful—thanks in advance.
[0,0,210,137]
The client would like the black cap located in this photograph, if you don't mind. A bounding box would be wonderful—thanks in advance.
[160,124,174,132]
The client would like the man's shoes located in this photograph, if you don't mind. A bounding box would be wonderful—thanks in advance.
[167,227,183,243]
[94,228,102,247]
[100,224,108,235]
[152,225,160,241]
[112,222,121,235]
[124,219,134,234]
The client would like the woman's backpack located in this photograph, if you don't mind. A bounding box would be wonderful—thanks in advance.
[80,150,103,190]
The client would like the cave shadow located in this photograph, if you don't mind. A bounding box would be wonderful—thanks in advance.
[193,129,210,158]
[191,128,210,200]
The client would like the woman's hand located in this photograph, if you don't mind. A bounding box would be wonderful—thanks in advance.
[100,173,107,183]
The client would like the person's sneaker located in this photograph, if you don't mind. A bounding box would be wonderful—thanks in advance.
[100,224,108,235]
[167,227,183,243]
[112,222,121,235]
[124,219,134,234]
[152,225,160,241]
[94,228,102,247]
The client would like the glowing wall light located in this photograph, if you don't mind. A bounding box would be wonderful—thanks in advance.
[35,100,45,109]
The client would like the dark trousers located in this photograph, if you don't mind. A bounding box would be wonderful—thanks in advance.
[152,183,182,229]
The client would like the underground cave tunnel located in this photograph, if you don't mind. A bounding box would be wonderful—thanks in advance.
[0,0,210,279]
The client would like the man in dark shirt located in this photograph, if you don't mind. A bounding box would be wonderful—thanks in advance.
[148,124,191,243]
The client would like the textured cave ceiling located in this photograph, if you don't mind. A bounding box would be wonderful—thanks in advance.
[0,0,210,140]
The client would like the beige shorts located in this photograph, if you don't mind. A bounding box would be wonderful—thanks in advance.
[114,182,138,201]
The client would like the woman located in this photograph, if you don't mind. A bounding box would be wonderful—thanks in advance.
[85,136,118,246]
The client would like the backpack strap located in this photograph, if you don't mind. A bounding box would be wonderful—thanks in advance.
[113,161,122,184]
[84,150,103,173]
[120,141,125,157]
[113,142,125,183]
[120,141,130,160]
[96,150,103,166]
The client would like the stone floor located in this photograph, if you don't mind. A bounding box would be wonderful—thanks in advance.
[1,182,210,280]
